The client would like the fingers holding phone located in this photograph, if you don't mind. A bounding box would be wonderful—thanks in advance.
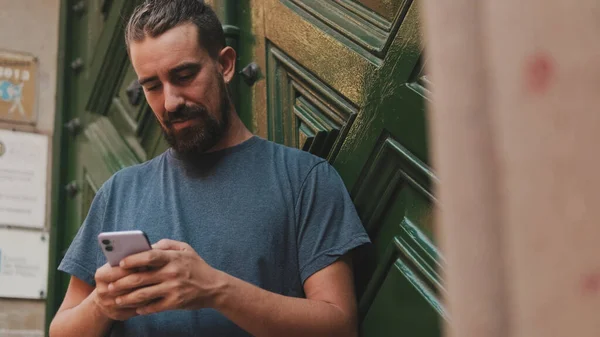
[93,262,140,320]
[113,241,222,315]
[93,230,154,320]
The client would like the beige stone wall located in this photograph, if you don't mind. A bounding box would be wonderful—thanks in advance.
[0,0,60,133]
[0,0,61,335]
[0,300,45,336]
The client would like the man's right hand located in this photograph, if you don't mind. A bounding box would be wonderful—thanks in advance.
[93,263,139,321]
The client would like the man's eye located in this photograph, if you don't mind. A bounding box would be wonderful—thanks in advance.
[145,84,161,92]
[178,74,194,81]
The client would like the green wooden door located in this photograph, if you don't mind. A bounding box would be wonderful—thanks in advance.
[48,0,168,318]
[243,0,446,335]
[49,0,445,335]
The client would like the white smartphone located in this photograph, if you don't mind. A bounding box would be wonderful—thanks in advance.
[98,230,152,267]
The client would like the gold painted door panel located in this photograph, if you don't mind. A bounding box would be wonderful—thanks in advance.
[245,0,446,335]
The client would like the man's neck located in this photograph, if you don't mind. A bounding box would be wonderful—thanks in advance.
[205,109,254,154]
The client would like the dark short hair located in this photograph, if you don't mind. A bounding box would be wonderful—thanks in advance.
[125,0,225,58]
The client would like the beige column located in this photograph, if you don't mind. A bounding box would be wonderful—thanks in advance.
[422,0,600,336]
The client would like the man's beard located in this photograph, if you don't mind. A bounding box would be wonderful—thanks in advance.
[161,77,231,155]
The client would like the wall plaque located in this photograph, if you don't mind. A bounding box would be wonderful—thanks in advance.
[0,51,38,124]
[0,227,49,299]
[0,129,48,229]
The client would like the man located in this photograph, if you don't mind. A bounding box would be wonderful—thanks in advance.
[49,1,370,336]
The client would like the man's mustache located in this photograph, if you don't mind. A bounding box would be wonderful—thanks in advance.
[164,105,208,125]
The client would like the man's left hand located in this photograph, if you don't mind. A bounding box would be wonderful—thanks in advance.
[108,239,225,315]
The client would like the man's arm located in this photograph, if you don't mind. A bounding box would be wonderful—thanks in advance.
[49,265,141,337]
[212,255,358,337]
[49,276,114,337]
[111,239,359,337]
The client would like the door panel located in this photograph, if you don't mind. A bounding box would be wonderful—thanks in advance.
[264,0,375,105]
[85,0,135,116]
[257,0,443,335]
[360,251,444,337]
[50,0,162,313]
[115,66,145,124]
[353,0,403,23]
[283,0,408,59]
[333,4,425,188]
[107,64,167,162]
[266,46,357,159]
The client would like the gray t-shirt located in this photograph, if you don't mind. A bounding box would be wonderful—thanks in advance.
[58,136,370,336]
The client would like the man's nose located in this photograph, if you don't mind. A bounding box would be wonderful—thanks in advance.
[164,84,185,113]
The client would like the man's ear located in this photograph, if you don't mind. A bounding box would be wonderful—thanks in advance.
[218,46,237,84]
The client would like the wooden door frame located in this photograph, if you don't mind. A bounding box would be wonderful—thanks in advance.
[45,0,70,331]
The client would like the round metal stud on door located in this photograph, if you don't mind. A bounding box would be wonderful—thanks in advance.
[64,118,82,136]
[70,58,84,73]
[126,80,143,106]
[72,1,86,15]
[64,181,80,199]
[239,62,261,86]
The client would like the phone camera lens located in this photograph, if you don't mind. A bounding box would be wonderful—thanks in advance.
[105,245,113,252]
[102,239,110,245]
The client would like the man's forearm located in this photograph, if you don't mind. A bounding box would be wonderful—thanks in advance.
[212,272,358,337]
[49,290,114,337]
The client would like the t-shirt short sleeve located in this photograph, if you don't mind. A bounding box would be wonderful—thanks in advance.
[57,186,108,286]
[295,161,371,283]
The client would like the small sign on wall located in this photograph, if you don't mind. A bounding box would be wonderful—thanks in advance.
[0,129,48,229]
[0,50,38,124]
[0,227,49,299]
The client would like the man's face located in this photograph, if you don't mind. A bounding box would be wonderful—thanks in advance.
[129,23,230,154]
